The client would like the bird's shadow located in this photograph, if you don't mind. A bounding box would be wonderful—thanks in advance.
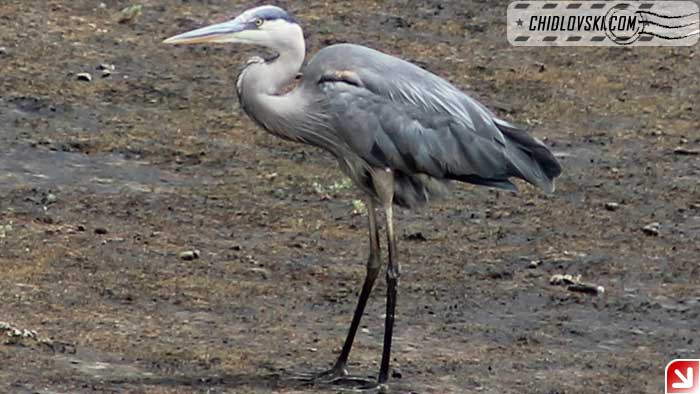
[104,370,369,392]
[106,372,298,391]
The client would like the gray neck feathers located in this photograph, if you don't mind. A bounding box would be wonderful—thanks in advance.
[236,25,307,142]
[234,24,352,161]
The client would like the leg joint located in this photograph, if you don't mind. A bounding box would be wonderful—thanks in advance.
[386,263,400,282]
[367,252,381,271]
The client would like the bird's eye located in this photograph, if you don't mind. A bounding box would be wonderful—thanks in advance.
[255,18,264,27]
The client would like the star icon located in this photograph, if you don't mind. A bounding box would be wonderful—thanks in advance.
[516,18,524,27]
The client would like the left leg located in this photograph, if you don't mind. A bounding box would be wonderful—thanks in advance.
[372,169,400,391]
[377,203,400,388]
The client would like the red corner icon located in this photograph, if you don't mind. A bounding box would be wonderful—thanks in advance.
[667,359,700,394]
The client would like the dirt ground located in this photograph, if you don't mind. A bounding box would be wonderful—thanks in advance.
[1,0,698,393]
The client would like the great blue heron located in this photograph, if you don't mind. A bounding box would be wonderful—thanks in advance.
[164,4,561,391]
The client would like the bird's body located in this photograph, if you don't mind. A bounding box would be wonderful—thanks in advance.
[237,42,560,208]
[165,5,561,391]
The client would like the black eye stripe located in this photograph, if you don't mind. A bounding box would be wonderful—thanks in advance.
[250,6,297,24]
[227,6,298,25]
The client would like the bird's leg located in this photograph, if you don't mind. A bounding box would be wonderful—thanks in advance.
[377,203,399,388]
[361,168,399,392]
[331,199,382,373]
[294,199,381,385]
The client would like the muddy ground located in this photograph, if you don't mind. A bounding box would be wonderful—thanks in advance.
[1,0,698,393]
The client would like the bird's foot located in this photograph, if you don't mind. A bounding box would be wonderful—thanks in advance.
[291,364,378,388]
[291,365,346,383]
[336,382,390,393]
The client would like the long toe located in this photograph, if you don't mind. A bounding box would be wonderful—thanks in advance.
[327,374,377,387]
[337,381,390,393]
[290,365,349,383]
[291,367,381,390]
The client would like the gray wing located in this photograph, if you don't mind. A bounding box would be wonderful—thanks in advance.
[304,44,561,193]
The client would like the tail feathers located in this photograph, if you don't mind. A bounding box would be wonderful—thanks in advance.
[451,174,518,192]
[496,120,562,193]
[393,172,451,209]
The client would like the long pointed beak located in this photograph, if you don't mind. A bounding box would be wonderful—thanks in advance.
[163,20,248,44]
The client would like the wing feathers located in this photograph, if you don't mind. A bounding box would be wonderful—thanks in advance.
[310,44,561,193]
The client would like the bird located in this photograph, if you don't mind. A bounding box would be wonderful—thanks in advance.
[164,4,562,391]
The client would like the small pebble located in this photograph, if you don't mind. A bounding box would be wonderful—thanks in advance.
[179,250,200,261]
[568,283,605,295]
[0,322,38,338]
[384,15,411,29]
[604,202,619,211]
[405,232,427,241]
[248,267,270,279]
[0,47,7,55]
[673,147,699,156]
[98,64,115,77]
[76,72,92,82]
[45,193,57,204]
[528,260,542,269]
[94,227,108,235]
[641,223,660,236]
[262,172,277,180]
[550,275,604,296]
[549,274,580,286]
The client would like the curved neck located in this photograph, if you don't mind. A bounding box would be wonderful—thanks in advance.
[237,24,308,140]
[245,37,305,95]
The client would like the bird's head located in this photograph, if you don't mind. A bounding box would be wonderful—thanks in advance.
[163,5,301,51]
